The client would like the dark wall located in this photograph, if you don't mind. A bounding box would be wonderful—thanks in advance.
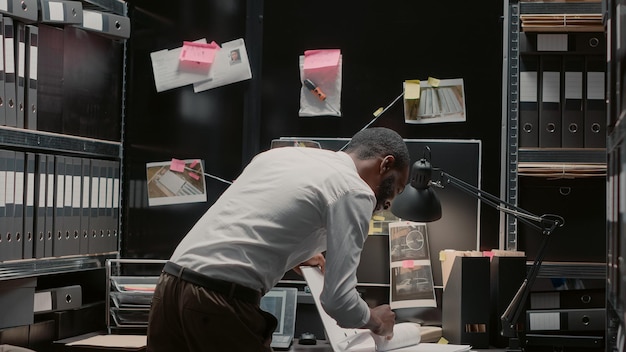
[122,0,504,259]
[123,0,248,259]
[260,1,505,251]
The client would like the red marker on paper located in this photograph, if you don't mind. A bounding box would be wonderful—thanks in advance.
[303,79,327,101]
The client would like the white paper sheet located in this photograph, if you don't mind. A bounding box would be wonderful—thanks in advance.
[300,266,471,352]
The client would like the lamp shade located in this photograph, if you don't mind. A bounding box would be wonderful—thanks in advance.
[390,185,442,222]
[390,158,443,222]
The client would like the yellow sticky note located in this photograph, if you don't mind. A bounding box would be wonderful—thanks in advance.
[438,337,449,344]
[404,80,421,99]
[428,77,440,88]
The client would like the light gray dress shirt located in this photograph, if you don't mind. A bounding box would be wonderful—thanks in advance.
[170,146,376,328]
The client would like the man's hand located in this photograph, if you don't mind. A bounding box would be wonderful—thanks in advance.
[363,305,395,339]
[292,253,326,276]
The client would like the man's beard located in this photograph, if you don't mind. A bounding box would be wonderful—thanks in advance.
[375,174,396,211]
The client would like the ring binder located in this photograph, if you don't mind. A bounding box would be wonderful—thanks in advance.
[539,55,562,148]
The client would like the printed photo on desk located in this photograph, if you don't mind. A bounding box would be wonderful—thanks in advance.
[388,221,437,309]
[146,159,207,206]
[403,78,466,124]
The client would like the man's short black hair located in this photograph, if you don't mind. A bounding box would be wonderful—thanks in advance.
[344,127,410,169]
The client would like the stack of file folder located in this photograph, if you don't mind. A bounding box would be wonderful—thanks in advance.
[0,150,120,261]
[518,32,606,149]
[0,0,128,142]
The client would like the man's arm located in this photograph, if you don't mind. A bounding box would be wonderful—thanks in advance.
[321,191,378,328]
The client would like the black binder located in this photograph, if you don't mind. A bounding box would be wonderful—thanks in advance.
[0,0,38,23]
[67,156,82,255]
[10,150,24,260]
[39,0,83,25]
[0,15,6,126]
[584,55,606,148]
[44,154,54,257]
[37,24,64,134]
[34,153,46,258]
[107,160,119,252]
[530,288,605,310]
[74,9,130,39]
[539,55,562,148]
[24,24,37,130]
[4,17,16,127]
[519,54,540,147]
[0,150,7,261]
[23,152,35,259]
[88,159,100,254]
[561,56,585,148]
[62,156,74,254]
[53,155,65,256]
[79,157,90,255]
[4,149,16,260]
[526,308,605,332]
[98,159,108,253]
[16,21,26,129]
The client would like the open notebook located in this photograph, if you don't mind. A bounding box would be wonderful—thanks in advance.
[300,266,471,352]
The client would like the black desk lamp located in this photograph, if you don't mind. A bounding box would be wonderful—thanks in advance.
[390,150,564,347]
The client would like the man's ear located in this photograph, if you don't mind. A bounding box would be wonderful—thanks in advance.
[380,155,396,174]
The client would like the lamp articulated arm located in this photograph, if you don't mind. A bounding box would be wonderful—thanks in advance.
[436,170,564,338]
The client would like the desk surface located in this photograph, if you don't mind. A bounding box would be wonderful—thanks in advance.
[57,334,507,352]
[287,339,506,352]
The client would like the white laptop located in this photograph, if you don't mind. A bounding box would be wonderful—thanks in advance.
[260,287,298,350]
[300,266,471,352]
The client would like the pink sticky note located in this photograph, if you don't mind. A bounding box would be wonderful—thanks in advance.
[170,158,185,173]
[190,159,199,168]
[188,171,200,180]
[180,41,220,66]
[303,49,341,70]
[402,260,414,269]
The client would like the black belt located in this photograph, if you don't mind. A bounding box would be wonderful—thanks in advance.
[163,261,261,304]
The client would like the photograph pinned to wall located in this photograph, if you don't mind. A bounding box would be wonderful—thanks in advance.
[388,221,437,309]
[146,158,207,206]
[299,49,342,117]
[403,78,466,124]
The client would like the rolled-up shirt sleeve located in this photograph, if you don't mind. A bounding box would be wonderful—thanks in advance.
[320,189,375,328]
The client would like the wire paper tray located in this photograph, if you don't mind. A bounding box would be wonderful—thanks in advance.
[110,276,158,293]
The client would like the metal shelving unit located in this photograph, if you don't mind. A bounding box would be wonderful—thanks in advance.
[502,2,608,348]
[605,0,625,349]
[0,254,116,281]
[0,126,122,159]
[0,1,129,342]
[502,0,606,259]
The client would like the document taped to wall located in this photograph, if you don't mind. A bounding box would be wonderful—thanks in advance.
[150,38,251,93]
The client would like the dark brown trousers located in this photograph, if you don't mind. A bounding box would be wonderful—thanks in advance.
[146,272,277,352]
